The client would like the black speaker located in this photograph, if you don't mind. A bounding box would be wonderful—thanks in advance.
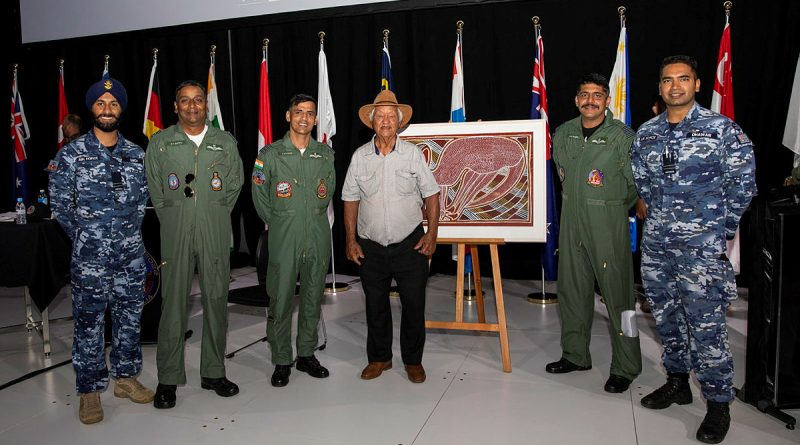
[742,190,800,429]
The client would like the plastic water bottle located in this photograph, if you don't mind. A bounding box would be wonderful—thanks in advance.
[15,197,27,224]
[37,189,48,206]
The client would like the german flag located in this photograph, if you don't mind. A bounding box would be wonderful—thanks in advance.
[143,53,163,139]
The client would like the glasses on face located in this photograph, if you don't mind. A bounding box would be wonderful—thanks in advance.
[577,92,607,100]
[184,173,195,198]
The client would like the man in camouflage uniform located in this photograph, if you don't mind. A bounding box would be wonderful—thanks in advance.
[146,80,243,409]
[632,55,756,444]
[50,78,154,424]
[546,73,642,394]
[252,94,335,387]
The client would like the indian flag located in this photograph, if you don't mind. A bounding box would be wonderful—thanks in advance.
[207,55,225,130]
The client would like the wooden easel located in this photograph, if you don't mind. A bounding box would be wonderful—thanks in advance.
[426,238,511,372]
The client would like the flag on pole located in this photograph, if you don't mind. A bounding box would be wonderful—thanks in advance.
[608,15,630,126]
[143,52,163,140]
[531,23,559,281]
[257,44,273,150]
[381,37,393,91]
[783,55,800,167]
[608,10,637,253]
[11,67,30,203]
[318,38,336,228]
[102,56,109,80]
[450,29,466,123]
[207,52,225,130]
[711,21,734,119]
[710,10,741,274]
[57,62,69,149]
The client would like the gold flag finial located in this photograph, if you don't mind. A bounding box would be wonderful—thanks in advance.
[262,38,269,48]
[104,54,110,63]
[532,16,540,26]
[723,1,732,15]
[456,20,464,32]
[210,45,217,55]
[59,58,65,67]
[318,31,325,42]
[617,6,626,16]
[152,48,158,60]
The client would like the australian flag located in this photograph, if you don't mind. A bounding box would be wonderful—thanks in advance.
[11,69,30,204]
[530,27,559,281]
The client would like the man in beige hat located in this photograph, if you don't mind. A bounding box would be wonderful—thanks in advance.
[341,90,440,383]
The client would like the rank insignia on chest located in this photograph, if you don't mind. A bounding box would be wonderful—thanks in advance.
[168,173,180,190]
[276,181,292,198]
[587,169,604,187]
[252,171,266,185]
[254,159,264,169]
[211,172,223,191]
[46,160,58,172]
[316,179,328,199]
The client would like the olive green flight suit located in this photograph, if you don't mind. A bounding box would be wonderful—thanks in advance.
[552,110,642,380]
[145,123,243,385]
[251,133,335,365]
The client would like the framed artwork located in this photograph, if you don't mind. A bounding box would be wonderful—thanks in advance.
[400,119,547,242]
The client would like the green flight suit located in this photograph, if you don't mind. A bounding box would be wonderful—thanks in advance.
[145,123,243,385]
[552,110,642,380]
[251,132,335,365]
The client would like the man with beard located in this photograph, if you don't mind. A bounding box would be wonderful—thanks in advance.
[49,78,153,424]
[146,80,243,409]
[545,73,642,394]
[632,55,756,444]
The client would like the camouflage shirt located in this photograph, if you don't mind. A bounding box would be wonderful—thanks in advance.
[49,130,148,262]
[631,102,756,255]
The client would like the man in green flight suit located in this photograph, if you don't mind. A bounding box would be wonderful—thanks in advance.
[546,73,642,393]
[252,94,335,387]
[146,80,244,408]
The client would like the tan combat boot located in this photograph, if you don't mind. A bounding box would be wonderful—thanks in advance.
[114,377,155,403]
[79,392,103,424]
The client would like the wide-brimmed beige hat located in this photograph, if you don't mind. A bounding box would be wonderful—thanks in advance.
[358,90,413,128]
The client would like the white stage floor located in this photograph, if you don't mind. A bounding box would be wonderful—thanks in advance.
[0,267,797,444]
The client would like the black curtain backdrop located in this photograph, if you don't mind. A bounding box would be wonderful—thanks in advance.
[5,0,800,279]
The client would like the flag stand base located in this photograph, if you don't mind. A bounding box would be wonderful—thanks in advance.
[324,282,350,294]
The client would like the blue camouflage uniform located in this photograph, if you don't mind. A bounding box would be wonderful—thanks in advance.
[631,102,756,402]
[49,130,149,394]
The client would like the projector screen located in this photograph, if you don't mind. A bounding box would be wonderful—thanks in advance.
[20,0,399,43]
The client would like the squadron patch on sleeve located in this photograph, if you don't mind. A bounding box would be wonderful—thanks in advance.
[276,181,292,198]
[587,169,604,187]
[46,160,59,172]
[168,173,180,190]
[252,171,266,185]
[736,133,751,144]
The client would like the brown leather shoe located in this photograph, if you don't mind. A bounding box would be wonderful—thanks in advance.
[360,360,392,380]
[404,364,426,383]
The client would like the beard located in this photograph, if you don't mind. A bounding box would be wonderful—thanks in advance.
[93,113,121,132]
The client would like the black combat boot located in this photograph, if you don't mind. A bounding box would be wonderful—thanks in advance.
[641,372,693,409]
[696,401,731,444]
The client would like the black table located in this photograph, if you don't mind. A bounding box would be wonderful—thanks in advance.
[0,219,72,355]
[0,219,72,312]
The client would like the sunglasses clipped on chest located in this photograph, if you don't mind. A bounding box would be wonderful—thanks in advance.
[184,173,195,197]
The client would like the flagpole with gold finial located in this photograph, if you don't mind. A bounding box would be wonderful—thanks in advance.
[724,1,732,24]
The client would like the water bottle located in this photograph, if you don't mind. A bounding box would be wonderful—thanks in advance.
[37,189,48,206]
[15,197,27,225]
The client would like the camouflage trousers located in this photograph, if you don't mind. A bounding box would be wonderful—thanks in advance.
[71,256,146,393]
[641,246,736,403]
